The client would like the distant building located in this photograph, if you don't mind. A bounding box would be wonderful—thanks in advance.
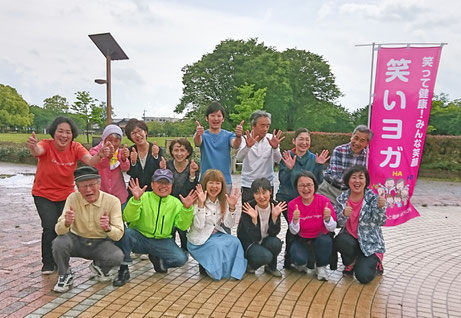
[112,118,131,130]
[143,116,180,123]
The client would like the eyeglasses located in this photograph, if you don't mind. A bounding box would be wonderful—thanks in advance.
[78,182,99,189]
[297,183,314,189]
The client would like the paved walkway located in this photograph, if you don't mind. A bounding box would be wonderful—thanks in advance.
[0,162,460,317]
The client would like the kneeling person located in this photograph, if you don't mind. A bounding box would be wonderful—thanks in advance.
[52,166,124,293]
[113,169,197,286]
[237,178,286,277]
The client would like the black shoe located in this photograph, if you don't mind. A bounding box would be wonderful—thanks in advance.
[148,255,167,273]
[198,264,207,276]
[113,267,130,286]
[41,263,56,275]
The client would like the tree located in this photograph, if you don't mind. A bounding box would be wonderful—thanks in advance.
[43,95,69,113]
[0,84,32,131]
[71,91,98,143]
[229,83,267,130]
[175,39,343,131]
[428,94,461,135]
[29,105,57,132]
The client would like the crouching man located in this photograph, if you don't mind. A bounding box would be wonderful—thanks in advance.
[113,169,197,286]
[52,166,124,292]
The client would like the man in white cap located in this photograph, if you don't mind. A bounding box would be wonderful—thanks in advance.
[113,168,197,286]
[52,166,124,292]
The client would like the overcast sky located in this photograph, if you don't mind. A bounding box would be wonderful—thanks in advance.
[1,0,459,120]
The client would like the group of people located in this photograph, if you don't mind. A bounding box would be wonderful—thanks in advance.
[26,101,387,293]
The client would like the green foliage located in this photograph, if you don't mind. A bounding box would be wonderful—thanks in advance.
[230,83,267,130]
[175,38,344,131]
[428,94,461,135]
[146,120,196,137]
[71,91,107,143]
[0,84,33,129]
[43,94,69,113]
[29,105,57,132]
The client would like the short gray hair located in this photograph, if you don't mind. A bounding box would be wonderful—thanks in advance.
[353,125,374,141]
[250,110,271,126]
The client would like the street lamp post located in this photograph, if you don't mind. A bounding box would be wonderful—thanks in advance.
[89,33,128,125]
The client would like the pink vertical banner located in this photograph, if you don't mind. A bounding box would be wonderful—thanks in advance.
[368,46,442,226]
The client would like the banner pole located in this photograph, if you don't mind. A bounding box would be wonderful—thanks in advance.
[367,42,376,128]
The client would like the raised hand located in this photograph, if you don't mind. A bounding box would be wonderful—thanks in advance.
[267,129,285,149]
[225,188,240,210]
[281,150,296,170]
[323,203,331,222]
[244,130,260,148]
[315,149,330,164]
[272,201,287,218]
[121,144,129,161]
[151,140,159,158]
[26,131,38,150]
[292,204,300,223]
[100,211,111,232]
[195,121,204,137]
[242,202,258,224]
[377,194,386,209]
[344,202,353,217]
[65,206,75,227]
[179,189,198,209]
[190,159,199,176]
[159,156,167,169]
[130,147,138,165]
[235,120,244,138]
[195,184,207,207]
[128,178,147,201]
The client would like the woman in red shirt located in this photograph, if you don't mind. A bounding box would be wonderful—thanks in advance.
[27,117,106,274]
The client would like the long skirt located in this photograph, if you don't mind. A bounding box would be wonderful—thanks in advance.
[187,232,247,280]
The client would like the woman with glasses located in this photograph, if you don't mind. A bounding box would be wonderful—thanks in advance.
[287,171,337,281]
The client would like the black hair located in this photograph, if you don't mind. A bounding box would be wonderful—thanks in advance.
[205,101,226,117]
[125,118,148,142]
[250,178,272,194]
[294,128,310,139]
[343,165,370,190]
[294,170,318,193]
[48,116,79,140]
[169,138,193,159]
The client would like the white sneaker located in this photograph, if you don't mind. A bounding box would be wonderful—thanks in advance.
[306,266,316,275]
[53,273,74,293]
[292,264,307,273]
[89,262,112,282]
[317,266,328,281]
[140,254,149,260]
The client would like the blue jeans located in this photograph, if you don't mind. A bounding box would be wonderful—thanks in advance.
[290,233,333,267]
[116,228,188,268]
[246,236,282,270]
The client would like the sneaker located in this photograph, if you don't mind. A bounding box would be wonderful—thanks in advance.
[343,264,354,276]
[317,266,328,281]
[292,264,307,273]
[246,264,256,274]
[113,267,130,287]
[140,254,149,260]
[89,262,112,282]
[53,273,73,293]
[306,265,316,275]
[41,264,56,275]
[264,266,282,277]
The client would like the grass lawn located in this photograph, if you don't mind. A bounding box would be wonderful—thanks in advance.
[0,133,193,148]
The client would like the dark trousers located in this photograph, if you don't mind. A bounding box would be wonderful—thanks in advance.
[334,230,379,284]
[52,232,124,275]
[241,186,274,205]
[246,236,282,270]
[33,196,66,267]
[290,234,333,267]
[173,227,188,251]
